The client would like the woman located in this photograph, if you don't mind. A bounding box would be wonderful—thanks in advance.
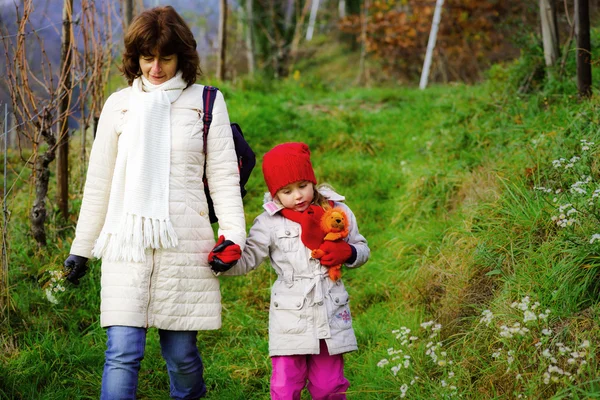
[63,6,245,399]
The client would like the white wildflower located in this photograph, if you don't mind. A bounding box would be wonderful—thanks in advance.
[45,288,59,305]
[523,310,537,323]
[480,309,493,326]
[400,384,408,398]
[420,320,435,329]
[543,372,551,384]
[542,349,552,358]
[542,328,552,336]
[377,359,389,368]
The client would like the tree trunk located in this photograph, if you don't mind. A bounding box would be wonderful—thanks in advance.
[80,105,87,167]
[540,0,560,67]
[92,114,99,139]
[420,0,445,89]
[575,0,592,97]
[284,0,294,31]
[1,104,8,314]
[56,0,73,219]
[289,0,312,73]
[217,0,227,81]
[31,109,55,247]
[123,0,133,28]
[245,0,255,75]
[306,0,320,41]
[339,0,346,18]
[355,0,370,85]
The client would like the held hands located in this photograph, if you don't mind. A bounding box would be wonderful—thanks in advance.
[63,254,89,285]
[208,235,241,273]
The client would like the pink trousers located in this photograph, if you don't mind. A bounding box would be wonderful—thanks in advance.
[270,340,350,400]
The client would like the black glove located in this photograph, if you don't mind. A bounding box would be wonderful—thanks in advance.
[64,254,89,285]
[208,235,241,273]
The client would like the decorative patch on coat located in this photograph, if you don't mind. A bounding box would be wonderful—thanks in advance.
[335,309,351,324]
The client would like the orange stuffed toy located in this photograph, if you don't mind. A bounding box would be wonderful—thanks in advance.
[311,207,349,281]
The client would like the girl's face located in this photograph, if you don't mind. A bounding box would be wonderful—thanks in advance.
[275,181,315,212]
[139,53,178,85]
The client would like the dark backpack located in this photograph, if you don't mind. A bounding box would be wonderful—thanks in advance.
[202,86,256,224]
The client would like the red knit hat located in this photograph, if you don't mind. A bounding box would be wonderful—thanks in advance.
[262,142,317,196]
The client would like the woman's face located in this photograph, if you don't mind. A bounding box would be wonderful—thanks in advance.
[139,53,178,85]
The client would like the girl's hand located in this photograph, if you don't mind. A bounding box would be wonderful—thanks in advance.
[318,241,354,267]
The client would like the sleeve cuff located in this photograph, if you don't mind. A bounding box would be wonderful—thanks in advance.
[346,245,357,265]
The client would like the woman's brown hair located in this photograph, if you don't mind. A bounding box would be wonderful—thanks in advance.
[121,6,201,87]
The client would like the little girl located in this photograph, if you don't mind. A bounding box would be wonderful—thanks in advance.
[223,142,370,399]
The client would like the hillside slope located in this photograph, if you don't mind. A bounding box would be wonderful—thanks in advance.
[2,49,600,398]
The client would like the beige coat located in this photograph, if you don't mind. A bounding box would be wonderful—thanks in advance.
[70,84,246,331]
[226,191,369,356]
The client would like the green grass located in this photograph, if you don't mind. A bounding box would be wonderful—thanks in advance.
[3,52,600,398]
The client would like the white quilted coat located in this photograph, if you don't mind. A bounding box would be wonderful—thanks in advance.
[70,84,246,331]
[226,190,369,356]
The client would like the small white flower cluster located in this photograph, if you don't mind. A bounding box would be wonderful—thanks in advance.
[480,309,493,326]
[551,203,577,228]
[552,156,580,170]
[484,296,593,391]
[534,186,554,194]
[379,322,457,397]
[380,328,414,376]
[536,139,600,245]
[590,189,600,207]
[570,176,592,195]
[44,269,66,304]
[499,323,530,338]
[589,233,600,244]
[393,326,419,347]
[420,320,442,338]
[580,139,594,151]
[531,134,548,148]
[541,341,589,384]
[510,296,550,323]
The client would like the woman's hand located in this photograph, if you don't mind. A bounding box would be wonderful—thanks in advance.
[208,235,241,273]
[64,254,89,285]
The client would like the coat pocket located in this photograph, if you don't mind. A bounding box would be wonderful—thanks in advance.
[329,291,352,330]
[276,227,300,253]
[271,293,307,335]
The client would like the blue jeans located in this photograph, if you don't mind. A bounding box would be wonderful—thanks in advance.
[101,326,206,400]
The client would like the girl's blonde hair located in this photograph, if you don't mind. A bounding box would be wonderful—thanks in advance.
[313,183,334,210]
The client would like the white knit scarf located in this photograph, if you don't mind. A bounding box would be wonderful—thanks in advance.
[92,71,187,262]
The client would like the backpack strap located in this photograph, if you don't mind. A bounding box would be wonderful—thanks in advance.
[202,85,219,156]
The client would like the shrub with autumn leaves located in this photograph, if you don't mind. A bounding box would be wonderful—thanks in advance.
[339,0,536,83]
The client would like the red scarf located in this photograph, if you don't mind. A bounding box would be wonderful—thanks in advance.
[279,202,333,250]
